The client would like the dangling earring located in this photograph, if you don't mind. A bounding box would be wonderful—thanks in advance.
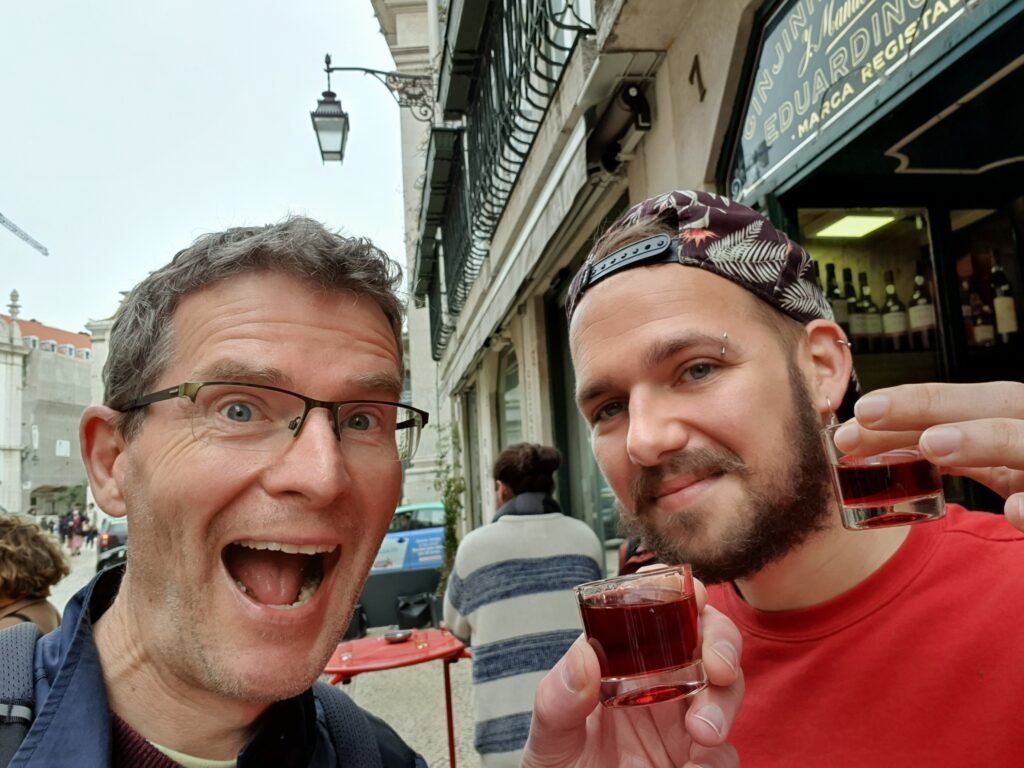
[826,396,838,426]
[721,331,728,356]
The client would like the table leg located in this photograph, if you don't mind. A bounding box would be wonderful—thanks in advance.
[443,657,457,768]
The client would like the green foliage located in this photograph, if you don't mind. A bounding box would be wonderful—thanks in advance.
[52,484,86,510]
[433,424,466,596]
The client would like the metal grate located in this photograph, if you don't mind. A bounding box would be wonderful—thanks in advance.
[440,0,593,321]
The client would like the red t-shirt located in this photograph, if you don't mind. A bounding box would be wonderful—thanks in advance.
[707,505,1024,767]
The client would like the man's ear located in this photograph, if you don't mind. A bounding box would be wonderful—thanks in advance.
[80,405,129,519]
[802,319,853,419]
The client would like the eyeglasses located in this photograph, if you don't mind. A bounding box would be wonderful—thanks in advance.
[117,381,429,462]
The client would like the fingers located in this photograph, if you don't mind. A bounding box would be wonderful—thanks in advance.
[523,634,600,767]
[685,741,740,768]
[685,669,745,746]
[700,605,740,687]
[832,424,922,455]
[687,604,744,746]
[850,382,1024,431]
[1006,493,1024,532]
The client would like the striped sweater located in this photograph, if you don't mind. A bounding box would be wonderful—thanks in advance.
[443,496,603,767]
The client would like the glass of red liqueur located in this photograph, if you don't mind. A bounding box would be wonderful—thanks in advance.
[822,423,946,530]
[574,565,707,708]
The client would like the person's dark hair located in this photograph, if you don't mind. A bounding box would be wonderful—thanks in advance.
[0,515,70,600]
[493,443,562,496]
[104,216,404,439]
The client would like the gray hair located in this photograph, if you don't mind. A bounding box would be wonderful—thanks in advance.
[105,216,404,439]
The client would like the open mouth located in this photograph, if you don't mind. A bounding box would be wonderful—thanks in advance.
[222,540,339,610]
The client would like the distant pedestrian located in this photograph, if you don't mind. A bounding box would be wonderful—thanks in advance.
[0,514,69,633]
[444,443,604,767]
[68,506,85,556]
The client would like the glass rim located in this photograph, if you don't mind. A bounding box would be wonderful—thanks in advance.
[575,563,692,595]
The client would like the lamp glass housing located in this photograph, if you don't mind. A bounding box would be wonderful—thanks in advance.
[311,90,349,163]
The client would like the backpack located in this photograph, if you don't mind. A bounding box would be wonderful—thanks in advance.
[0,623,421,767]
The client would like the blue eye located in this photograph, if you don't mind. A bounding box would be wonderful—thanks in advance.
[222,403,254,422]
[686,363,715,381]
[342,411,382,431]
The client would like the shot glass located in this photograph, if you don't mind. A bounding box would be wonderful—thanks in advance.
[822,423,946,530]
[574,565,707,708]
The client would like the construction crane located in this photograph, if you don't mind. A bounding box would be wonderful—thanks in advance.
[0,211,48,256]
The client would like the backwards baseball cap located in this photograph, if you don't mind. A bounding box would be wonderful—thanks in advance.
[566,190,859,414]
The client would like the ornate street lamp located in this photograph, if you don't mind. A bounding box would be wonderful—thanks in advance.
[310,89,349,163]
[310,54,433,165]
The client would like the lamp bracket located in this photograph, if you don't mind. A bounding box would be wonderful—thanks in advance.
[324,53,433,122]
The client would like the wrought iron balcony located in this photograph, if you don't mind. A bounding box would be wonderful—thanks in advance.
[417,0,593,360]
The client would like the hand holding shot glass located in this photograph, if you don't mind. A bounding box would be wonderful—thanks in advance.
[574,565,708,707]
[822,422,946,530]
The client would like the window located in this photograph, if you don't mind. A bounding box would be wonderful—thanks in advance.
[496,345,523,447]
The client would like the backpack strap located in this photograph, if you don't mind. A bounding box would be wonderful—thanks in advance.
[0,622,42,768]
[313,681,423,768]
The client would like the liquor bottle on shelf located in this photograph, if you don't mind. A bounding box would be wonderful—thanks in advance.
[972,301,996,347]
[908,259,936,351]
[960,277,977,346]
[843,268,859,349]
[858,272,883,353]
[825,264,849,335]
[991,256,1018,345]
[881,269,910,352]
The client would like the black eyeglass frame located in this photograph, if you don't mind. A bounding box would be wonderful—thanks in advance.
[117,381,430,442]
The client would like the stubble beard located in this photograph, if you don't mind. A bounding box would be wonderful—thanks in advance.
[618,364,835,584]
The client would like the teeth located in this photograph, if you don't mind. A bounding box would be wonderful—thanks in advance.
[234,540,337,555]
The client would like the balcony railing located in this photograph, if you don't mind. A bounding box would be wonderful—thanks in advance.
[418,0,593,359]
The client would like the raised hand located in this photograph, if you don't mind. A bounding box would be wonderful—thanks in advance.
[522,586,743,768]
[833,381,1024,530]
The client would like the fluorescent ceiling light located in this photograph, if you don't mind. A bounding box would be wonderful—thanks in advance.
[814,215,895,238]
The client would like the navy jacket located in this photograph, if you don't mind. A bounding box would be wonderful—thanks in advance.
[11,567,424,767]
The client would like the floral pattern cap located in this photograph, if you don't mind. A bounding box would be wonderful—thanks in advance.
[566,189,833,325]
[566,189,859,416]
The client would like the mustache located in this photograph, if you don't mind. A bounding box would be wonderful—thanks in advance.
[630,446,750,510]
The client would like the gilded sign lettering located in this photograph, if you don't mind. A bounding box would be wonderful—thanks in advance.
[728,0,977,202]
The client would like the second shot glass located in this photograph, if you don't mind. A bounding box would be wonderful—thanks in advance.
[821,423,946,530]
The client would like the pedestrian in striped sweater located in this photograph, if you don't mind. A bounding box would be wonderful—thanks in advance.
[443,443,603,767]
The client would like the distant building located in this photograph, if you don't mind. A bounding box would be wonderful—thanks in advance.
[1,291,92,516]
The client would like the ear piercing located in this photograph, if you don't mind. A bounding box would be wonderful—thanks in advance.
[826,396,838,426]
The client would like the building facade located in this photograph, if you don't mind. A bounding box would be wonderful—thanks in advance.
[371,0,1023,542]
[1,293,93,516]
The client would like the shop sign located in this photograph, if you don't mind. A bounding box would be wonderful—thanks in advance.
[728,0,983,203]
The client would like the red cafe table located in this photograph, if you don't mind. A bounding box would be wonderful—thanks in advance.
[324,627,470,767]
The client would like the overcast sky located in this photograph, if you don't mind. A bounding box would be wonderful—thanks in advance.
[1,1,405,334]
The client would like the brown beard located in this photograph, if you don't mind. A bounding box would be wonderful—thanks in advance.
[618,362,835,584]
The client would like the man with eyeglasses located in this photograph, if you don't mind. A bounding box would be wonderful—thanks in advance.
[2,216,745,768]
[3,218,436,767]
